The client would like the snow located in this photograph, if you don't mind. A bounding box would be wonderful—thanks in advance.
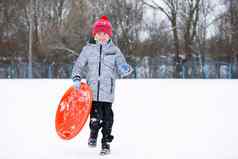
[0,79,238,159]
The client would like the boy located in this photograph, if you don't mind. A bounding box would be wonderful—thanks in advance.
[72,15,133,155]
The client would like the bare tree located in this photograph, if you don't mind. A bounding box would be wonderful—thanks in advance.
[144,12,173,56]
[143,0,181,77]
[26,0,87,63]
[210,0,238,62]
[0,0,29,63]
[195,0,214,76]
[88,0,144,56]
[179,0,201,59]
[226,0,238,62]
[143,0,180,58]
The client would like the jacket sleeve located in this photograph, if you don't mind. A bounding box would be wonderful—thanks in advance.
[115,48,133,78]
[72,47,88,81]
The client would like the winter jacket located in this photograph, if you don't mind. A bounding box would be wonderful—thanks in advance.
[72,39,133,103]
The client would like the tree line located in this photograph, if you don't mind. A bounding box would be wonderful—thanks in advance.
[0,0,237,65]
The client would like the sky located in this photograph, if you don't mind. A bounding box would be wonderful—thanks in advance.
[0,79,238,159]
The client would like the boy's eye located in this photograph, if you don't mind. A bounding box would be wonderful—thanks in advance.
[101,33,107,36]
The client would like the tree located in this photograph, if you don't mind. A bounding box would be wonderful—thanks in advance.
[143,0,180,60]
[88,0,144,56]
[0,0,29,63]
[179,0,201,59]
[226,0,238,62]
[210,0,238,62]
[144,14,173,56]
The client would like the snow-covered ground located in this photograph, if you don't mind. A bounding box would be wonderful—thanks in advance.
[0,79,238,159]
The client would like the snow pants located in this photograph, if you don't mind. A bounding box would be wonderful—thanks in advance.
[89,101,114,143]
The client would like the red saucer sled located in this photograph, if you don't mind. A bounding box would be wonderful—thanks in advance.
[55,83,93,140]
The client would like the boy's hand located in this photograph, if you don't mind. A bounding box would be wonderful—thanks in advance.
[118,64,130,73]
[73,80,81,91]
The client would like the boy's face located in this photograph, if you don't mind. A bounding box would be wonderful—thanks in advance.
[94,32,110,44]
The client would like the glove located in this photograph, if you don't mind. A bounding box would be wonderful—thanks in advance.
[118,64,130,74]
[73,80,81,91]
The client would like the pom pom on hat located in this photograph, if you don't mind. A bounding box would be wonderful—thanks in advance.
[100,15,109,21]
[92,15,113,37]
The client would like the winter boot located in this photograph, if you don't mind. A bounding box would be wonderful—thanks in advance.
[88,131,98,147]
[100,142,110,155]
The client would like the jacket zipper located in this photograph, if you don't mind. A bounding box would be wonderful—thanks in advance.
[97,45,102,101]
[110,78,113,93]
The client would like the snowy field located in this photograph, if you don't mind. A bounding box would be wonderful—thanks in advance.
[0,79,238,159]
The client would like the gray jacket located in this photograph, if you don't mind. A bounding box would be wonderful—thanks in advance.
[72,40,132,103]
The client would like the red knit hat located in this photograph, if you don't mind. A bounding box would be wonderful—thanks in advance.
[92,16,113,37]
